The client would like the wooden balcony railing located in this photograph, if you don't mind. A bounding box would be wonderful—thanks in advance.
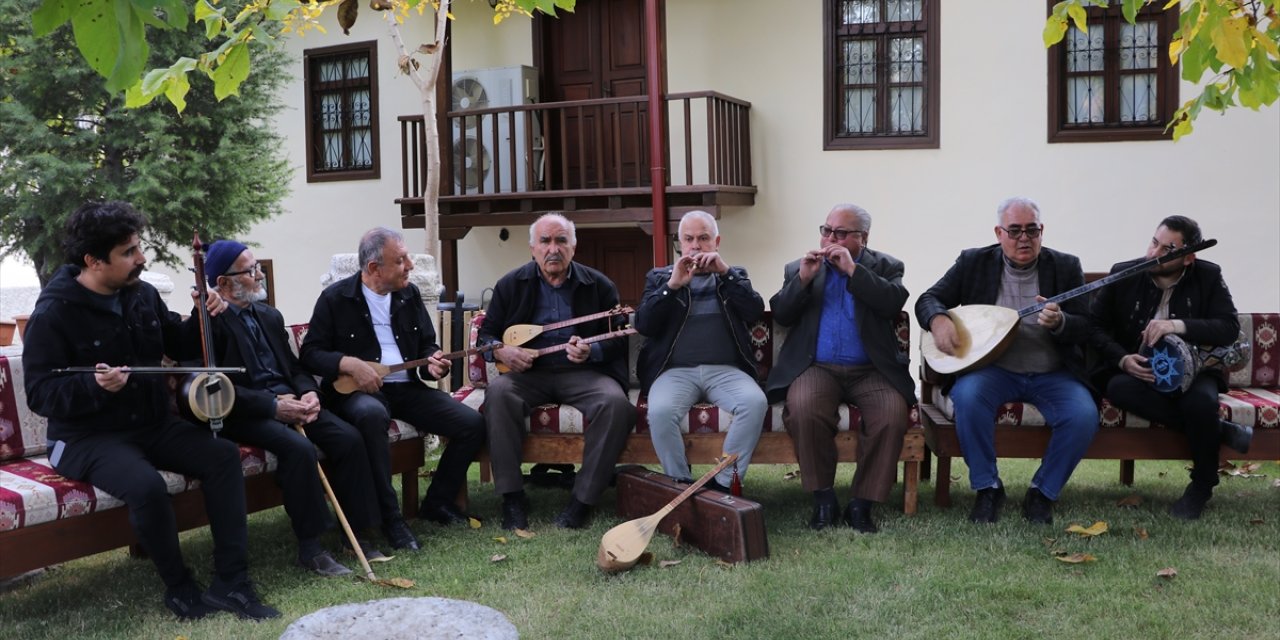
[398,91,752,202]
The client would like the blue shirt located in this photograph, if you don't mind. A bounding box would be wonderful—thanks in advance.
[815,263,870,366]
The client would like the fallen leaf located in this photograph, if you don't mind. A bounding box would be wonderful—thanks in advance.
[1065,521,1109,537]
[492,536,508,544]
[1134,526,1150,540]
[1117,495,1143,508]
[1272,478,1280,488]
[637,552,654,566]
[1042,537,1057,547]
[782,470,800,481]
[659,560,681,568]
[368,554,394,563]
[715,559,734,568]
[418,469,436,478]
[489,554,507,563]
[378,577,415,589]
[1156,567,1177,580]
[1249,518,1265,525]
[1158,471,1167,478]
[1053,552,1097,564]
[672,523,683,547]
[514,528,536,539]
[468,517,482,529]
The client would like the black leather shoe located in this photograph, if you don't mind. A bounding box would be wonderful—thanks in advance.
[298,550,352,577]
[704,478,731,494]
[968,486,1006,524]
[842,499,878,534]
[201,578,281,621]
[554,498,592,529]
[1169,482,1213,520]
[808,495,839,531]
[1220,419,1253,454]
[1021,487,1054,524]
[383,518,421,551]
[164,578,215,620]
[501,493,530,530]
[419,500,471,526]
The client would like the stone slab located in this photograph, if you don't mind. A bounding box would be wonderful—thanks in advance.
[279,597,518,640]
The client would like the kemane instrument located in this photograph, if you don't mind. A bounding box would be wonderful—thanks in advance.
[597,454,738,574]
[182,232,236,436]
[495,327,638,373]
[331,342,503,395]
[921,239,1217,376]
[501,305,633,346]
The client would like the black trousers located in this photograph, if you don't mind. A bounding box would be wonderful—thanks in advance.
[1105,373,1223,488]
[220,408,380,538]
[52,418,249,589]
[335,382,485,519]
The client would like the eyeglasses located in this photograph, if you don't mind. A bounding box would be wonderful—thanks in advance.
[223,263,263,278]
[999,226,1042,240]
[819,225,865,241]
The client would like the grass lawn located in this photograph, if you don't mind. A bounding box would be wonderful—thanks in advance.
[2,457,1277,639]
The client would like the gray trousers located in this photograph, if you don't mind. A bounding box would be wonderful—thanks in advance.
[646,364,766,486]
[484,367,635,504]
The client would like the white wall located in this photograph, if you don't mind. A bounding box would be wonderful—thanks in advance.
[170,0,1277,332]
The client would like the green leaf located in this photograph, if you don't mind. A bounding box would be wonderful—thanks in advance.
[264,0,300,22]
[1181,31,1211,81]
[164,68,192,112]
[70,0,121,80]
[1122,0,1142,24]
[194,0,218,21]
[212,41,251,100]
[107,0,150,93]
[32,0,73,36]
[1067,4,1088,34]
[533,0,557,15]
[1044,15,1070,47]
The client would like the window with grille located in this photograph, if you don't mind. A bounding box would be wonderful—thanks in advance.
[824,0,940,150]
[304,41,380,182]
[1047,2,1179,142]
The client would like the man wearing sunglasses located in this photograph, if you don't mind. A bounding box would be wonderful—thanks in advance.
[916,197,1097,525]
[201,239,385,577]
[1088,216,1250,519]
[766,204,916,533]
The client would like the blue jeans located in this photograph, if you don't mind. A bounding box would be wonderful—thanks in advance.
[950,367,1097,500]
[646,365,766,487]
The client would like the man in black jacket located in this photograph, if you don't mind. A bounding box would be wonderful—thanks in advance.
[916,197,1097,525]
[22,201,279,621]
[635,210,766,493]
[478,213,635,530]
[202,239,382,575]
[301,228,485,550]
[765,204,915,533]
[1088,216,1250,519]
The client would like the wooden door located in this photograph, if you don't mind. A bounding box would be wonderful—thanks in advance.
[538,0,649,190]
[573,227,653,307]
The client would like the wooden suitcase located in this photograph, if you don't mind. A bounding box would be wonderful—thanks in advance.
[614,467,769,564]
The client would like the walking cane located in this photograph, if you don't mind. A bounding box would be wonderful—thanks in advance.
[294,424,413,589]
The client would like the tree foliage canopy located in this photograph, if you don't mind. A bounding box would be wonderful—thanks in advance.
[1045,0,1280,139]
[1,0,291,285]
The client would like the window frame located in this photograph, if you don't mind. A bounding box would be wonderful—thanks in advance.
[303,40,381,182]
[1046,1,1180,143]
[823,0,941,150]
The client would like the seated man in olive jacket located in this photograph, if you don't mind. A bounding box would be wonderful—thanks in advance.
[301,228,485,550]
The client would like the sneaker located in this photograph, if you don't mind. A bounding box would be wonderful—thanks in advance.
[1021,487,1054,524]
[298,550,352,577]
[968,486,1006,524]
[1169,482,1213,520]
[383,518,421,551]
[553,498,592,529]
[163,578,215,620]
[501,492,530,531]
[201,578,281,621]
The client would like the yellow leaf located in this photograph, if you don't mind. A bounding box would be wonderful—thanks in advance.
[1211,16,1250,69]
[368,553,394,563]
[1065,521,1109,537]
[1054,552,1097,564]
[1067,4,1088,34]
[1117,495,1143,508]
[715,559,735,569]
[1043,15,1070,47]
[1134,526,1150,540]
[468,517,482,529]
[490,554,507,562]
[492,536,508,544]
[514,528,537,539]
[1255,28,1280,58]
[1156,567,1178,579]
[659,560,681,568]
[1168,38,1184,65]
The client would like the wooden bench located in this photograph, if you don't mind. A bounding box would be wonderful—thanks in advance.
[0,324,425,580]
[917,312,1280,507]
[449,310,926,514]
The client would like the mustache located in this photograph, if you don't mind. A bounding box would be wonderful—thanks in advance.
[129,265,146,279]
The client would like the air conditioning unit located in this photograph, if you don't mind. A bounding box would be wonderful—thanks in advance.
[451,65,540,195]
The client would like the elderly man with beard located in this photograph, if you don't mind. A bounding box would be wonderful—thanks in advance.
[478,213,636,530]
[916,197,1098,525]
[302,228,486,550]
[22,203,279,620]
[201,239,384,576]
[1088,216,1251,519]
